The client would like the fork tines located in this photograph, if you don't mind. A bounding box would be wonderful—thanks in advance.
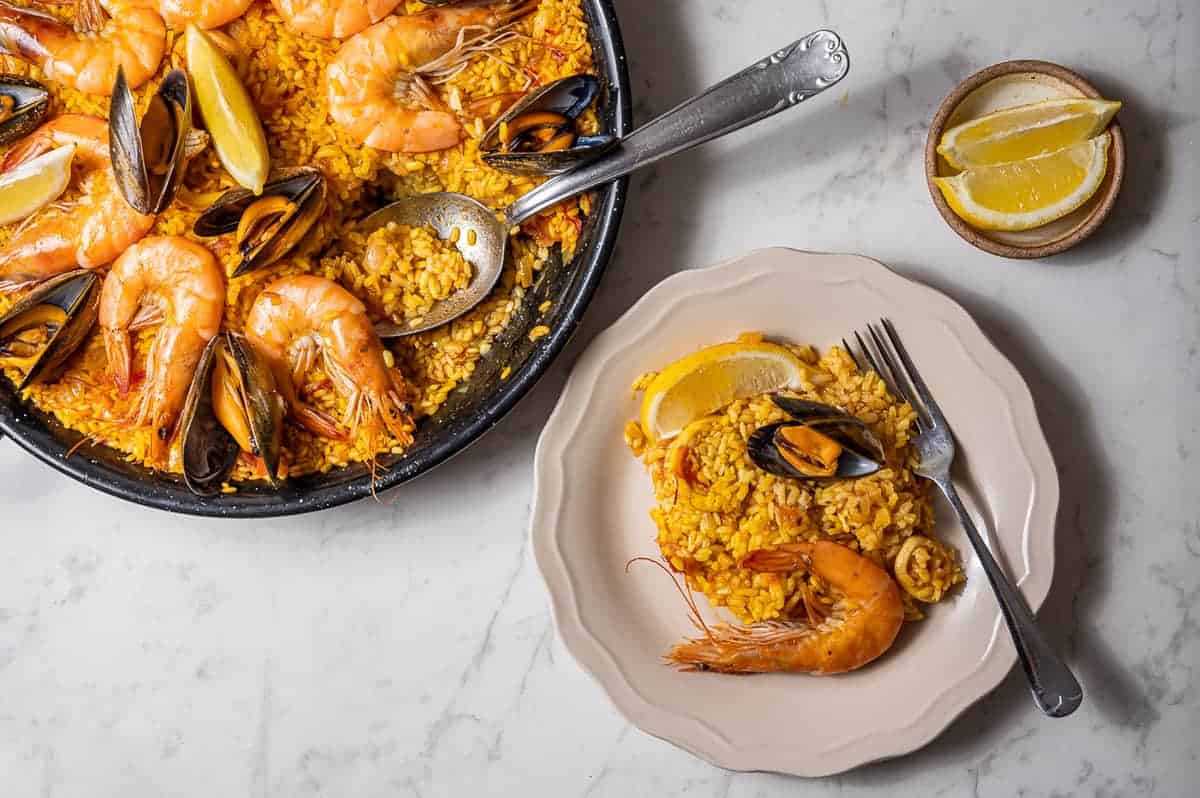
[844,319,943,433]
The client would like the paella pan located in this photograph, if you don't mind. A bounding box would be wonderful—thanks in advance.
[0,0,630,515]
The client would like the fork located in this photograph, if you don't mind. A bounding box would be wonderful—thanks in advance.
[846,319,1082,718]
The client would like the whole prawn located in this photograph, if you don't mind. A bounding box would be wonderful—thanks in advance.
[0,0,165,94]
[270,0,400,39]
[99,235,225,463]
[325,0,536,152]
[245,274,412,452]
[0,114,155,291]
[663,541,905,675]
[157,0,250,30]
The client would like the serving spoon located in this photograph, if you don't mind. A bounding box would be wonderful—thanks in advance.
[364,29,850,338]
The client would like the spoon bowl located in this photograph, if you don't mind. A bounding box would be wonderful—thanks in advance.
[361,193,508,337]
[371,30,849,339]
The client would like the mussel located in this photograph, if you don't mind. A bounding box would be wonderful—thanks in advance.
[109,67,192,215]
[179,331,285,495]
[0,74,49,148]
[480,74,616,176]
[0,270,100,390]
[193,167,326,277]
[747,396,885,481]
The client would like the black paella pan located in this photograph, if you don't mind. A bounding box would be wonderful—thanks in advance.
[0,0,632,517]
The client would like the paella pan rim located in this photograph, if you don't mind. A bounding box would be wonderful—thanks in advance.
[0,0,632,518]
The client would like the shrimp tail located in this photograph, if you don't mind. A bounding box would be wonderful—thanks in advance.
[0,272,41,293]
[0,133,50,172]
[293,401,348,441]
[73,0,107,33]
[0,3,54,68]
[740,544,814,573]
[101,327,133,396]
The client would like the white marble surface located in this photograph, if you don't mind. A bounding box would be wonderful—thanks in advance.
[1,0,1197,795]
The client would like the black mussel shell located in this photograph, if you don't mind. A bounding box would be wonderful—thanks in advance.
[180,332,287,495]
[479,74,611,176]
[224,331,283,486]
[192,167,326,277]
[0,270,99,390]
[180,336,241,497]
[0,74,50,148]
[770,395,850,421]
[481,134,617,176]
[771,395,887,459]
[109,68,191,215]
[748,418,883,482]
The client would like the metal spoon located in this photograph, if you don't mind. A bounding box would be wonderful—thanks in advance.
[365,30,850,338]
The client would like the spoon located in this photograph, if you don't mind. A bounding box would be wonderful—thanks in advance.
[365,30,850,338]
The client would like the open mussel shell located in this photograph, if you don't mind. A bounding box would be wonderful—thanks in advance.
[0,74,50,148]
[481,134,616,176]
[109,67,191,215]
[180,332,285,496]
[748,422,883,482]
[0,270,100,390]
[772,395,887,459]
[480,74,615,176]
[192,167,326,277]
[217,331,283,485]
[747,397,887,482]
[180,336,239,496]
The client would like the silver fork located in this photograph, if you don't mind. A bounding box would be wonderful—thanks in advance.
[846,319,1082,718]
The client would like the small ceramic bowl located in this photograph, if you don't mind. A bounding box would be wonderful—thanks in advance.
[925,59,1125,259]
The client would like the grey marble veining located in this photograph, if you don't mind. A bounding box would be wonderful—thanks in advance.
[2,0,1198,795]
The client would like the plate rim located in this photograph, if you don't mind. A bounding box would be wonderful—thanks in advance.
[529,247,1060,776]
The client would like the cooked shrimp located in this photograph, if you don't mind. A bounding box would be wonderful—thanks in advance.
[99,236,225,462]
[0,114,155,292]
[664,541,905,674]
[245,274,412,449]
[325,1,536,152]
[270,0,400,39]
[157,0,250,30]
[0,0,165,94]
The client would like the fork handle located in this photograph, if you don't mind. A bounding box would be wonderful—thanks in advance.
[933,478,1082,717]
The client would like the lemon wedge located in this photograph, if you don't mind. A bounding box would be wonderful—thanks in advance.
[186,25,269,194]
[640,341,808,441]
[938,98,1120,170]
[0,143,75,225]
[933,133,1109,231]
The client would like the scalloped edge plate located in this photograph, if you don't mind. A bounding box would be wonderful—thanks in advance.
[530,248,1058,776]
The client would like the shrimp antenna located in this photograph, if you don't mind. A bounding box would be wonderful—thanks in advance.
[625,556,716,644]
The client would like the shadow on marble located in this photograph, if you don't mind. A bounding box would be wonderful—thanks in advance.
[820,264,1139,786]
[1052,71,1173,266]
[700,58,955,195]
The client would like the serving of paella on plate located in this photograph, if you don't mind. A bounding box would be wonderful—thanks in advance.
[625,334,965,674]
[0,0,609,495]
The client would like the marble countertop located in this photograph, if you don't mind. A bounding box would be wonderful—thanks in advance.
[2,1,1197,795]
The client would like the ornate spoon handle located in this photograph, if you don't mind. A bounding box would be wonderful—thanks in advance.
[505,30,849,226]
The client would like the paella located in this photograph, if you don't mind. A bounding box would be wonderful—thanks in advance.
[625,334,965,674]
[0,0,604,494]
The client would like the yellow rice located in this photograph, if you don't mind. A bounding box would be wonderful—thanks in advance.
[0,0,597,479]
[626,340,964,624]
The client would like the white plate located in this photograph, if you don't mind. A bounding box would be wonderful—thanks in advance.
[530,248,1058,776]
